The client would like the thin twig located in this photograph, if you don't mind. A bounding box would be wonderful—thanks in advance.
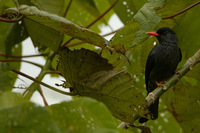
[0,17,21,23]
[46,70,62,75]
[162,1,200,19]
[85,0,119,28]
[63,0,73,17]
[0,52,47,58]
[62,0,119,47]
[12,69,77,96]
[38,84,49,106]
[0,59,43,68]
[102,27,122,37]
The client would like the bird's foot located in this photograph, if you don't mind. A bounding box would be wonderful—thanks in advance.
[155,81,164,87]
[175,69,182,76]
[156,81,168,90]
[175,69,179,74]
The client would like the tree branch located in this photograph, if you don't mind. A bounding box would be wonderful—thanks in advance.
[162,1,200,19]
[0,52,47,58]
[118,49,200,128]
[12,69,77,96]
[146,49,200,106]
[0,59,43,68]
[38,84,49,106]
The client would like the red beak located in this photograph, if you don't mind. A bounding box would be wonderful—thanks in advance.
[146,31,159,36]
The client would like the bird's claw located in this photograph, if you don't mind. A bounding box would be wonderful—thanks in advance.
[175,69,179,74]
[155,81,164,87]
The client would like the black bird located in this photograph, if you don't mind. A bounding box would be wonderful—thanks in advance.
[139,27,182,123]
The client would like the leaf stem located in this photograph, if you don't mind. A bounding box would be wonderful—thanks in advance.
[162,1,200,19]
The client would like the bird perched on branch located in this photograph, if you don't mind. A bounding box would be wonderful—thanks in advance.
[139,27,182,123]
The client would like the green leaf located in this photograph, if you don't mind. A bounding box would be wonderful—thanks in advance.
[19,5,107,48]
[5,21,29,57]
[108,0,146,24]
[173,0,200,81]
[75,0,101,19]
[93,0,114,24]
[58,48,146,123]
[156,1,187,28]
[23,18,64,51]
[0,21,22,92]
[0,0,15,9]
[0,63,17,92]
[17,0,35,6]
[0,92,61,133]
[101,0,166,71]
[35,0,65,16]
[162,78,200,133]
[48,97,118,133]
[111,0,165,48]
[64,0,103,33]
[144,100,183,133]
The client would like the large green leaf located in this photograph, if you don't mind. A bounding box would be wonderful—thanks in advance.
[0,63,17,92]
[93,0,114,25]
[23,18,64,51]
[35,0,65,16]
[19,5,107,48]
[0,92,121,133]
[5,21,29,56]
[143,100,183,133]
[16,1,66,52]
[48,97,118,133]
[173,0,200,80]
[0,0,15,9]
[58,48,146,123]
[110,0,166,49]
[0,92,61,133]
[0,1,22,91]
[64,0,104,33]
[162,77,200,133]
[75,0,102,20]
[108,0,146,24]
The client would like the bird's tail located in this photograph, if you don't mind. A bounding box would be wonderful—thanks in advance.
[149,98,159,120]
[139,98,159,123]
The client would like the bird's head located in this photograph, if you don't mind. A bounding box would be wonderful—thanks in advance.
[146,27,178,44]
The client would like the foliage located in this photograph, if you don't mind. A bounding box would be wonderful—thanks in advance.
[0,0,200,133]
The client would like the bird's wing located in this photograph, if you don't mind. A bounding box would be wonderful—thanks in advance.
[179,48,182,62]
[145,49,155,92]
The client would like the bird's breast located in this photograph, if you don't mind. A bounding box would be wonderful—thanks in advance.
[150,45,180,82]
